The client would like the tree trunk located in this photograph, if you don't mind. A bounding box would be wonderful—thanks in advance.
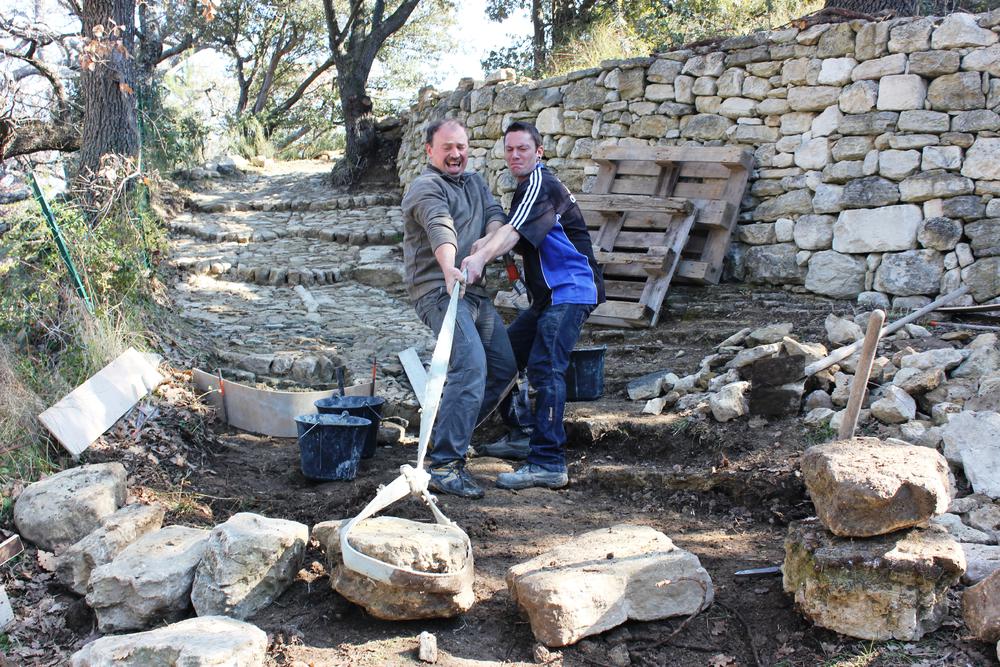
[332,69,376,185]
[79,0,139,179]
[531,0,545,75]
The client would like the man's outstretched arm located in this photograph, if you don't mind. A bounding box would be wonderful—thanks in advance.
[461,224,521,284]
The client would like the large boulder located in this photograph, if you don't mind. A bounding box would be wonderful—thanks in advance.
[13,463,127,553]
[70,616,267,666]
[783,519,965,641]
[86,525,210,632]
[191,513,308,619]
[941,411,1000,498]
[55,503,165,595]
[315,516,474,621]
[800,438,951,537]
[963,570,1000,642]
[507,524,713,647]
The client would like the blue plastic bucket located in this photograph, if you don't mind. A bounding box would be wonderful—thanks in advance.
[314,395,385,459]
[565,345,607,401]
[295,413,370,481]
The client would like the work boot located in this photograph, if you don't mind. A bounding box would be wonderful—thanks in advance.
[496,464,568,490]
[428,461,485,499]
[474,427,532,459]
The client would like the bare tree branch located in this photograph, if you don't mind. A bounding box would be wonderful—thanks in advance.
[270,55,336,118]
[1,118,80,160]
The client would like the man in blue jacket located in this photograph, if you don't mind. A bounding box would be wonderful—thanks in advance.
[462,121,604,490]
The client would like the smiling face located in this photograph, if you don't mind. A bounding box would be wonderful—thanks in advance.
[425,122,469,176]
[504,130,543,182]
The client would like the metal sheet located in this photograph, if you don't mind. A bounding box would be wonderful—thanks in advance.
[192,369,375,438]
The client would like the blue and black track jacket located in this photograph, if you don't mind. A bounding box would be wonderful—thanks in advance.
[507,163,605,309]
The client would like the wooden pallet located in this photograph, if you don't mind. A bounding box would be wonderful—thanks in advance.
[578,145,752,327]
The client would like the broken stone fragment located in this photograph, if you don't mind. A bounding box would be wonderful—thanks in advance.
[899,420,942,449]
[783,519,965,641]
[709,381,750,422]
[964,570,1000,643]
[87,525,210,632]
[824,314,863,346]
[801,437,951,537]
[951,346,1000,380]
[892,366,945,394]
[804,407,835,426]
[191,513,308,619]
[968,374,1000,412]
[968,503,1000,541]
[418,631,438,663]
[14,463,127,553]
[899,347,968,371]
[715,327,751,349]
[870,385,917,424]
[507,525,713,647]
[626,370,677,401]
[726,342,783,369]
[941,411,1000,498]
[69,615,267,667]
[962,543,1000,584]
[314,516,474,621]
[56,503,165,595]
[746,322,793,346]
[782,337,828,365]
[931,513,994,544]
[749,381,805,418]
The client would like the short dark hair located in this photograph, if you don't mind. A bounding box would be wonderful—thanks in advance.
[504,121,543,149]
[425,118,467,145]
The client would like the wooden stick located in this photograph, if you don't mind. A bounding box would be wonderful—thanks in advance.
[804,285,970,377]
[838,309,885,441]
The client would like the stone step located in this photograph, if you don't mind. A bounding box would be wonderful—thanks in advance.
[169,206,404,246]
[185,191,399,214]
[173,274,432,402]
[169,232,405,290]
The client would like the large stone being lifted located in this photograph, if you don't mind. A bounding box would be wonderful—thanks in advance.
[783,519,965,641]
[314,516,474,621]
[507,524,713,647]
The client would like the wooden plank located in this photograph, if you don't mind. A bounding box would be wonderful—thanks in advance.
[672,180,728,199]
[592,144,754,170]
[591,158,619,194]
[678,162,733,179]
[656,161,681,197]
[193,369,375,438]
[609,177,661,196]
[397,347,427,408]
[594,250,672,276]
[610,230,683,248]
[591,300,649,322]
[641,209,698,327]
[603,279,647,301]
[575,194,691,214]
[613,160,662,177]
[692,200,733,229]
[0,535,23,566]
[586,312,647,328]
[38,348,164,459]
[674,259,713,283]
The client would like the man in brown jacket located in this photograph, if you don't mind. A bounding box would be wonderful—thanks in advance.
[401,118,517,499]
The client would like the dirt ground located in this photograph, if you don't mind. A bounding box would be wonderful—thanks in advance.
[4,283,998,667]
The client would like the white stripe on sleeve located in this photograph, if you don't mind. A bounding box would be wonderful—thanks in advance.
[508,168,542,231]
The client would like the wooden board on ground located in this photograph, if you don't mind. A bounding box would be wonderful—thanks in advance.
[397,347,428,408]
[38,348,164,459]
[192,369,375,438]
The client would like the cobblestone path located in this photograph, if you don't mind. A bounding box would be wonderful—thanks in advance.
[167,161,433,412]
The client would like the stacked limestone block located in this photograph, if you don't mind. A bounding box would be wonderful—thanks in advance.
[784,438,965,640]
[398,11,1000,306]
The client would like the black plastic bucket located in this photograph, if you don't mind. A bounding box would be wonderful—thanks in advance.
[294,413,370,481]
[565,345,607,401]
[314,395,385,459]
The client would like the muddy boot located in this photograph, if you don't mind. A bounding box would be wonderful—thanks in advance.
[428,461,485,499]
[474,427,532,460]
[496,464,568,490]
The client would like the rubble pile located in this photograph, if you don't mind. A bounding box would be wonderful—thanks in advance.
[11,464,306,659]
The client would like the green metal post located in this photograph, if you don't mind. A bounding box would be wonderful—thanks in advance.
[27,172,95,314]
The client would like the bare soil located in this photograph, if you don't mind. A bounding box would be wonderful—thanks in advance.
[3,284,996,667]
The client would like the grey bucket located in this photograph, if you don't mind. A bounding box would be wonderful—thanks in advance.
[295,413,370,481]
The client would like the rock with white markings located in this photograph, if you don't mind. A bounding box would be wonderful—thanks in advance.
[709,381,750,422]
[941,412,1000,499]
[871,386,916,424]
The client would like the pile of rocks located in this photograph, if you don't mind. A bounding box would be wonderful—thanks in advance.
[784,437,964,641]
[12,463,306,662]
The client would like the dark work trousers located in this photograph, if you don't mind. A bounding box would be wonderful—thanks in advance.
[414,288,517,467]
[506,302,594,472]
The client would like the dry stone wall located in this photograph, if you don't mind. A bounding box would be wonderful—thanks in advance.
[397,11,1000,307]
